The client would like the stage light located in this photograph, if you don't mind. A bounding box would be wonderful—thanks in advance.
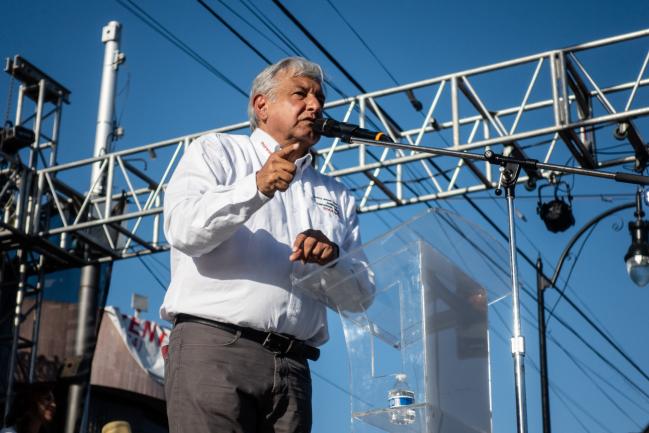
[537,181,575,233]
[625,190,649,287]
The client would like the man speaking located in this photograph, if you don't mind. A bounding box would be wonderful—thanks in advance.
[161,57,367,433]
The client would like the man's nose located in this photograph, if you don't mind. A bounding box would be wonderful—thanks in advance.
[306,94,322,113]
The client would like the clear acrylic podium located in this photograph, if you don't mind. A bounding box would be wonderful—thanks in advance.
[292,208,510,433]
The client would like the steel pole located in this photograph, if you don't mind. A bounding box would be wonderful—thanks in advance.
[506,184,528,433]
[64,265,99,433]
[91,21,122,194]
[536,258,551,433]
[64,21,122,433]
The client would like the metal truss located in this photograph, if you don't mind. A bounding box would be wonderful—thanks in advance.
[317,28,649,212]
[1,55,70,415]
[3,28,649,270]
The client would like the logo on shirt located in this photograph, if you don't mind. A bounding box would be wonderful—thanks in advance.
[314,196,340,217]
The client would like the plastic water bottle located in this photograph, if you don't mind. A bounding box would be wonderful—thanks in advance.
[387,373,416,425]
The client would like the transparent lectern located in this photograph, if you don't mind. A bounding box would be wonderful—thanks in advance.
[292,208,509,433]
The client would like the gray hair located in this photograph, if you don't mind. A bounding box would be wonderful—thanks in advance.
[248,57,324,131]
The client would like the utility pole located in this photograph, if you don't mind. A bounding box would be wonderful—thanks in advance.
[64,21,124,433]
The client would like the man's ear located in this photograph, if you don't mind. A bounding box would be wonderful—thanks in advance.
[253,94,268,123]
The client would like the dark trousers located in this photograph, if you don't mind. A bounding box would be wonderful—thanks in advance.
[165,321,312,433]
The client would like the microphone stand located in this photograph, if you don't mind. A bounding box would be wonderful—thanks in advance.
[345,135,649,433]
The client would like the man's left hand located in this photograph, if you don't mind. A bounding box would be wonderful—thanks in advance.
[290,229,339,265]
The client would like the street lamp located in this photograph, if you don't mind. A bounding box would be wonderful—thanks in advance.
[624,190,649,287]
[536,193,646,433]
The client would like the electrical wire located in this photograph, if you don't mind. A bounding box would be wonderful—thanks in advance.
[239,0,304,59]
[515,295,649,425]
[324,0,400,86]
[490,306,600,432]
[146,251,171,273]
[310,369,373,407]
[115,0,248,98]
[98,7,414,408]
[519,284,649,402]
[549,284,649,390]
[541,213,621,343]
[479,238,649,422]
[552,335,643,428]
[230,4,425,195]
[545,224,598,325]
[501,299,649,432]
[198,0,430,203]
[457,169,649,390]
[272,0,368,94]
[197,0,272,64]
[269,0,431,191]
[573,350,649,416]
[212,0,293,57]
[135,254,167,292]
[117,3,648,425]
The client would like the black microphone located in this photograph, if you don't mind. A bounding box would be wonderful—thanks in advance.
[313,118,393,143]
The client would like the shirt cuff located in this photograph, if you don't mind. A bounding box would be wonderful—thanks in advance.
[242,172,272,206]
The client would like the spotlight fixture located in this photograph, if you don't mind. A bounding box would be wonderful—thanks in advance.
[625,189,649,287]
[537,181,575,233]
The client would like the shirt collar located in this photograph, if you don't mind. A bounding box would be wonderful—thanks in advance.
[250,128,313,173]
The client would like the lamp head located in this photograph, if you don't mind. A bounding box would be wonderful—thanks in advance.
[625,190,649,287]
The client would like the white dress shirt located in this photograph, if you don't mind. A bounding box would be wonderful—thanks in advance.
[160,128,365,346]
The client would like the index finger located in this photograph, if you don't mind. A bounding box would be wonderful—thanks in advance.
[275,143,302,162]
[293,232,307,250]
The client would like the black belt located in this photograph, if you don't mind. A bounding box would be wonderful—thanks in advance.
[174,314,320,361]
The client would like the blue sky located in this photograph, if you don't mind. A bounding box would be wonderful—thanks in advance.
[3,1,649,432]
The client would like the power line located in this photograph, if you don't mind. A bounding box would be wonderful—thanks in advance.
[272,0,368,94]
[310,369,373,407]
[572,350,649,416]
[119,2,649,424]
[499,300,647,432]
[198,0,429,200]
[146,251,171,273]
[200,0,361,106]
[404,129,644,389]
[324,0,400,86]
[490,308,597,432]
[271,0,421,138]
[454,171,649,389]
[516,296,649,424]
[369,159,649,405]
[546,224,599,325]
[217,1,434,196]
[519,284,649,402]
[135,254,168,292]
[210,0,293,57]
[115,0,248,98]
[550,371,615,433]
[197,0,272,64]
[270,0,446,205]
[552,335,643,428]
[240,0,305,59]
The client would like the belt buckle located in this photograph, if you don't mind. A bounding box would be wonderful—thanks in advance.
[262,332,294,355]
